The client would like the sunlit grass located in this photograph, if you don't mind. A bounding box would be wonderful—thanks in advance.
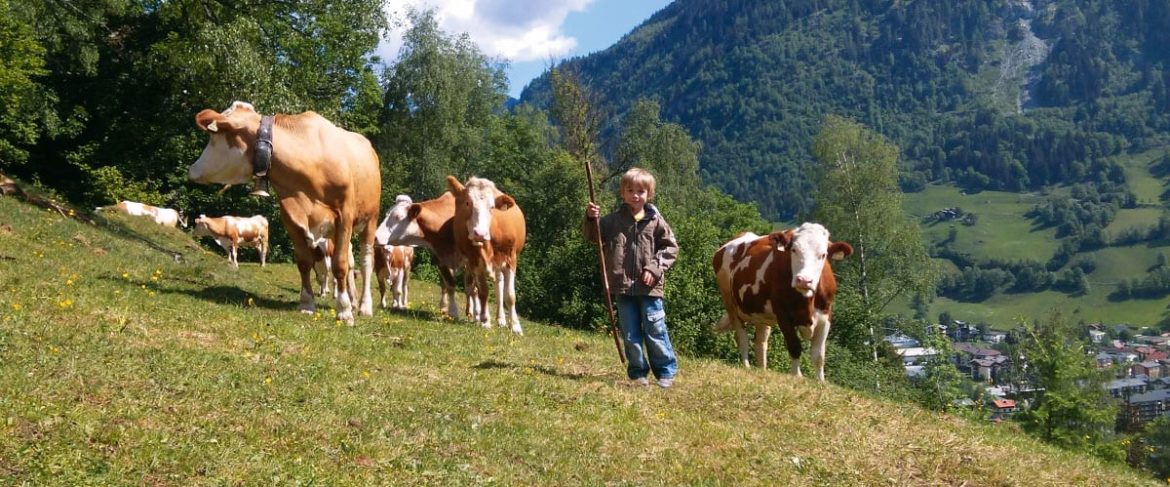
[0,195,1158,485]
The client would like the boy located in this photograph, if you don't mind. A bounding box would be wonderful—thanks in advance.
[583,168,680,388]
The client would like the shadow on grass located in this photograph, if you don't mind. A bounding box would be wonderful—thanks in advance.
[100,274,301,311]
[472,359,600,382]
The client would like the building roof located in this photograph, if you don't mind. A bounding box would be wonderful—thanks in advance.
[992,399,1017,409]
[1128,389,1170,404]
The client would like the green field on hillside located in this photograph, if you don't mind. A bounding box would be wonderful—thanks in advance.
[0,187,1157,485]
[900,149,1170,327]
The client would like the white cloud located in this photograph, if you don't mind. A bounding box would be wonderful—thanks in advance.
[381,0,592,64]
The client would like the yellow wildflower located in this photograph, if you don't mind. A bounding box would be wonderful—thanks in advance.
[11,303,21,311]
[122,272,129,279]
[264,376,273,385]
[362,370,371,379]
[58,299,73,309]
[66,279,74,286]
[147,291,155,297]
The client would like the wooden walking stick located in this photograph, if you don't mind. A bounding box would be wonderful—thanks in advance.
[585,163,626,364]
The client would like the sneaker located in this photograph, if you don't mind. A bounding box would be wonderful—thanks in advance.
[656,377,674,389]
[630,377,649,387]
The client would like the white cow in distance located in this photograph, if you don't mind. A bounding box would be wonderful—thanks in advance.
[97,200,187,228]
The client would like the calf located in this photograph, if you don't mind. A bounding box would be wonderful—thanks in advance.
[192,215,269,268]
[97,200,187,228]
[375,194,465,318]
[189,101,380,323]
[375,245,414,310]
[712,223,852,381]
[447,176,527,334]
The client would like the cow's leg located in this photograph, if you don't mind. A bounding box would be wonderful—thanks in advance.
[438,265,459,318]
[734,324,751,367]
[377,264,389,309]
[475,269,491,328]
[753,324,772,369]
[356,239,374,317]
[401,263,411,309]
[464,271,478,321]
[811,310,832,382]
[393,267,406,310]
[778,324,804,378]
[314,257,329,297]
[260,241,267,267]
[505,266,521,335]
[230,244,239,269]
[290,240,316,314]
[495,268,506,328]
[333,225,356,324]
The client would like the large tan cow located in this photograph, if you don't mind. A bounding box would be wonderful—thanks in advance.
[375,244,414,310]
[447,176,526,334]
[712,223,852,381]
[97,200,187,228]
[188,101,381,323]
[375,194,464,318]
[192,215,270,268]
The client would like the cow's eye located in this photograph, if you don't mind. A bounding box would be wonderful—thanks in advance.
[819,253,827,260]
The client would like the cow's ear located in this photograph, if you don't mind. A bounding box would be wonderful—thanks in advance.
[768,230,792,252]
[829,241,854,261]
[196,110,224,133]
[494,194,516,210]
[407,203,422,220]
[446,175,465,194]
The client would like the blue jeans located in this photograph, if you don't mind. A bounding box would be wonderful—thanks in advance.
[617,295,678,380]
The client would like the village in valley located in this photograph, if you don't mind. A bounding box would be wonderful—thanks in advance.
[888,319,1170,427]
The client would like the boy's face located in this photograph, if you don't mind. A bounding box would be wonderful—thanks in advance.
[622,184,650,213]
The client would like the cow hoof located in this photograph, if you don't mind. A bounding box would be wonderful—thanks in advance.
[510,325,523,336]
[359,303,373,316]
[337,310,355,324]
[480,321,492,329]
[299,305,316,314]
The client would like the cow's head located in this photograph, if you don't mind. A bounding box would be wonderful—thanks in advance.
[188,101,261,186]
[447,175,514,247]
[191,214,213,237]
[771,222,853,298]
[376,195,423,246]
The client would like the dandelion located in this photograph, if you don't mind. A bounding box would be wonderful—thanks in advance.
[49,346,60,354]
[147,291,155,297]
[151,275,159,282]
[10,303,21,311]
[114,290,120,295]
[122,272,129,279]
[58,299,73,309]
[362,370,371,379]
[66,279,74,286]
[264,376,273,385]
[656,411,665,420]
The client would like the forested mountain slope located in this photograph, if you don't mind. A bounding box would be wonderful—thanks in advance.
[521,0,1170,220]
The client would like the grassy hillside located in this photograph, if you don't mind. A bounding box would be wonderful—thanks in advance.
[0,190,1159,485]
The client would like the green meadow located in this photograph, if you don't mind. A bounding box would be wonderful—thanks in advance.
[0,185,1157,485]
[902,148,1170,328]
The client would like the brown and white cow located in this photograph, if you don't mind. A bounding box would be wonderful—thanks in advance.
[188,101,381,323]
[447,176,526,334]
[375,244,414,310]
[713,223,852,381]
[97,200,187,228]
[192,214,270,268]
[310,238,357,299]
[375,194,465,318]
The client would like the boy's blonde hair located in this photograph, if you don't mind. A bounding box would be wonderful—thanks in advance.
[620,168,657,200]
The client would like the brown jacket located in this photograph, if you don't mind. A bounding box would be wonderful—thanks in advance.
[583,203,679,297]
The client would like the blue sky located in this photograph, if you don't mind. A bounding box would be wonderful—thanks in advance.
[380,0,673,98]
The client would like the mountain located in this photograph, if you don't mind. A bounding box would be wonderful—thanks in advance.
[520,0,1170,221]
